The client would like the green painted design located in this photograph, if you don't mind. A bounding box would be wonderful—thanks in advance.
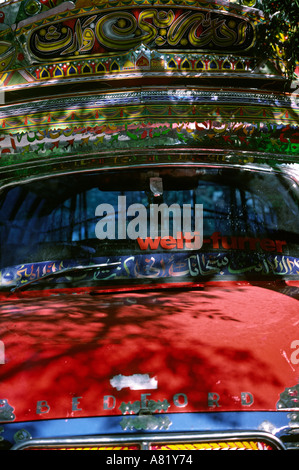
[0,86,298,168]
[0,116,298,169]
[0,99,298,130]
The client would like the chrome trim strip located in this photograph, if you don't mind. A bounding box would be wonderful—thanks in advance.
[0,157,285,192]
[11,430,286,450]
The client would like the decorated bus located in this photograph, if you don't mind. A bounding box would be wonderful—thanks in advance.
[0,0,298,451]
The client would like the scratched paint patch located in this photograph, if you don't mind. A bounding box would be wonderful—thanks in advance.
[110,374,158,391]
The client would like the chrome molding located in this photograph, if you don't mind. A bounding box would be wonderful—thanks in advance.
[0,156,286,192]
[10,430,286,450]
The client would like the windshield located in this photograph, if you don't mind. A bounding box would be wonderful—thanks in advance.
[1,166,299,290]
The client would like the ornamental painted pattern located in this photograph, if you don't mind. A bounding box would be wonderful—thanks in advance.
[0,0,265,76]
[0,1,297,169]
[0,96,298,166]
[27,8,255,61]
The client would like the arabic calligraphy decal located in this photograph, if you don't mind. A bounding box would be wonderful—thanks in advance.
[1,251,299,289]
[28,8,255,60]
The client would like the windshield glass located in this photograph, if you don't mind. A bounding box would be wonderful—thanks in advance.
[1,166,299,289]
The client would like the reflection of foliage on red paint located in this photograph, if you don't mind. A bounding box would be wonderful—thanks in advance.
[0,285,298,421]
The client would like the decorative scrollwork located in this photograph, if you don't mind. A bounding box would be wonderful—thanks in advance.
[28,8,255,61]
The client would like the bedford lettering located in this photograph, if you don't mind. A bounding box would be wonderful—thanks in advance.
[34,392,254,417]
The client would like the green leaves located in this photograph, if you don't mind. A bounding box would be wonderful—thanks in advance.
[258,0,299,81]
